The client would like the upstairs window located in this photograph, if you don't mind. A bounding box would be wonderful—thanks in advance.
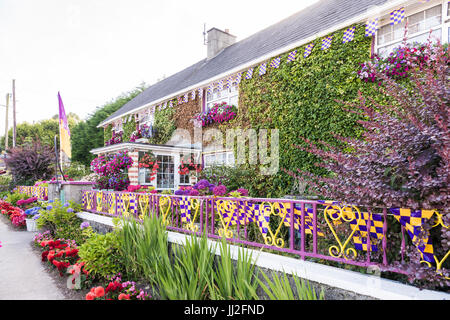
[377,3,447,56]
[206,81,239,112]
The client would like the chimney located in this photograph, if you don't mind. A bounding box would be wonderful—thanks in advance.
[207,28,236,60]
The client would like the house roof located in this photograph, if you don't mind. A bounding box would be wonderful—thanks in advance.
[99,0,391,127]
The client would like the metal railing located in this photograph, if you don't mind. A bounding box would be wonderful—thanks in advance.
[15,185,48,201]
[80,190,449,279]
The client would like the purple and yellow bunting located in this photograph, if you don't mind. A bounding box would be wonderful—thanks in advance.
[343,26,355,43]
[259,63,267,76]
[390,7,406,25]
[365,18,379,37]
[246,67,254,79]
[270,57,281,69]
[321,36,333,51]
[287,50,297,63]
[304,43,314,58]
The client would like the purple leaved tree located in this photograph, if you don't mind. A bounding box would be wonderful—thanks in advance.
[284,38,449,288]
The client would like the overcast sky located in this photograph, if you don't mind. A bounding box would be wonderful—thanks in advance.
[0,0,319,134]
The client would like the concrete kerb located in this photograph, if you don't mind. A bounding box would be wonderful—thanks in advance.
[76,211,450,301]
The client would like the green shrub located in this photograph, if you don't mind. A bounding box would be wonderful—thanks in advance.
[78,232,124,280]
[35,200,89,244]
[6,192,29,206]
[0,174,12,192]
[63,161,90,180]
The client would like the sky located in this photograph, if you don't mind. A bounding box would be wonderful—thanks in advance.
[0,0,319,134]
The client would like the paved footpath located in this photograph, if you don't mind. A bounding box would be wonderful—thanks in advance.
[0,218,65,300]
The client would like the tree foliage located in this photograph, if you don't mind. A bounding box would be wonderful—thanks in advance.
[71,84,147,166]
[4,139,55,185]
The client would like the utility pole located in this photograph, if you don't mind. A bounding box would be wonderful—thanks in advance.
[12,79,16,148]
[5,93,9,150]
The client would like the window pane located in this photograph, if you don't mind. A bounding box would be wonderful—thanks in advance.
[378,24,393,45]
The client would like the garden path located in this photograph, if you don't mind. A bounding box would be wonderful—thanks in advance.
[0,218,66,300]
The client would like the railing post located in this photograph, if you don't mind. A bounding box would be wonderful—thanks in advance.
[366,210,372,264]
[382,208,388,266]
[301,202,306,260]
[313,202,317,255]
[289,201,295,250]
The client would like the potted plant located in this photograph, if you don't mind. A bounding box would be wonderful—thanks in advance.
[179,154,202,184]
[24,206,41,232]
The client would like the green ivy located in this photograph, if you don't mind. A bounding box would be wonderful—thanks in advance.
[104,125,112,144]
[219,24,381,198]
[148,104,176,145]
[123,119,137,142]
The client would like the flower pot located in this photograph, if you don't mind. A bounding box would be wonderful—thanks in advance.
[25,218,39,232]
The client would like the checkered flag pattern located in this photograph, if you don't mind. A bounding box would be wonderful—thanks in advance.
[259,63,267,76]
[287,50,297,63]
[246,68,254,79]
[343,27,355,43]
[390,208,435,263]
[349,211,384,252]
[321,36,333,50]
[304,43,314,58]
[191,89,196,101]
[179,197,193,224]
[128,193,138,216]
[226,77,233,89]
[236,72,243,84]
[198,87,203,100]
[183,93,189,103]
[271,57,281,68]
[207,85,213,95]
[390,7,405,25]
[365,18,379,37]
[273,202,325,236]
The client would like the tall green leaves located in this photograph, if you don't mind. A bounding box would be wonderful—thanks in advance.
[258,271,324,300]
[116,214,324,300]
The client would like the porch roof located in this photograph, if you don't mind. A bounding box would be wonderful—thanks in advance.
[90,142,202,155]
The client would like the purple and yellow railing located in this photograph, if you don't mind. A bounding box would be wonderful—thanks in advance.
[15,185,48,201]
[80,190,449,280]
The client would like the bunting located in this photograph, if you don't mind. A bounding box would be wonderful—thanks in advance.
[270,57,281,69]
[183,93,189,103]
[198,87,203,100]
[246,67,254,79]
[226,77,233,89]
[218,79,224,91]
[236,72,243,84]
[390,7,406,25]
[259,63,267,76]
[343,26,355,43]
[304,43,314,58]
[365,18,379,37]
[321,36,333,51]
[191,89,196,101]
[287,50,297,63]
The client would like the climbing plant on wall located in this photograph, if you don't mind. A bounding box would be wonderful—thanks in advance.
[148,103,176,145]
[218,24,382,198]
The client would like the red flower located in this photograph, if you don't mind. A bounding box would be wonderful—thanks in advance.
[94,286,105,298]
[118,293,130,300]
[86,292,96,300]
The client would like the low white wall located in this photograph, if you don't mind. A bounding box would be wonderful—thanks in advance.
[76,211,450,300]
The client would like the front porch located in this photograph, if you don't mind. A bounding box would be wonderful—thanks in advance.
[90,142,202,192]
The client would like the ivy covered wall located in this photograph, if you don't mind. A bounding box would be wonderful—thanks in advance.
[218,24,380,198]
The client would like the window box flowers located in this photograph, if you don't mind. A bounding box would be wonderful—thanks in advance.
[106,131,123,146]
[138,152,159,182]
[195,102,237,127]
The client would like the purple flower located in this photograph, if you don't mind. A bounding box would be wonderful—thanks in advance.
[189,189,199,196]
[237,188,249,196]
[67,208,74,213]
[195,179,210,190]
[212,185,227,197]
[80,221,90,229]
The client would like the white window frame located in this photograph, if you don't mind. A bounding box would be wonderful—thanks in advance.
[203,151,235,168]
[375,0,449,56]
[139,112,154,129]
[205,81,239,112]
